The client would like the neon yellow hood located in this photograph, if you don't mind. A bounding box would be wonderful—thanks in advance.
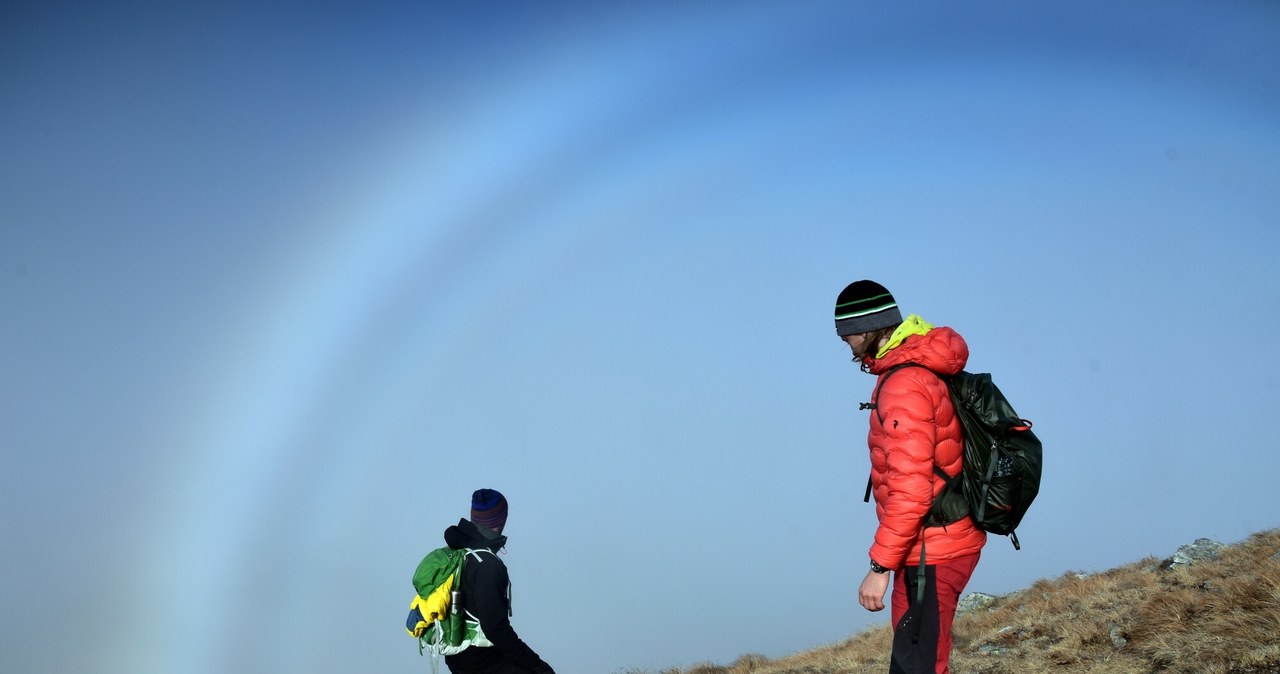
[876,314,934,358]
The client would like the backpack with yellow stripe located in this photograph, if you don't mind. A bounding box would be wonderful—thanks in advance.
[405,547,467,655]
[405,546,497,657]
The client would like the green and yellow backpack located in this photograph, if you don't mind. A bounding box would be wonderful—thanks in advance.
[405,547,497,659]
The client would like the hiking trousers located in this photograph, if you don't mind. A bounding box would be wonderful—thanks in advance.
[889,552,980,674]
[446,659,534,674]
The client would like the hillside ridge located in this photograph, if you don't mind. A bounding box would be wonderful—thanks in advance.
[636,529,1280,674]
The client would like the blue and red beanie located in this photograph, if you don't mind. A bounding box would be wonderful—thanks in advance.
[470,489,508,532]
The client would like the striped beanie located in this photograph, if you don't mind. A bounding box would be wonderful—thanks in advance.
[470,488,508,532]
[834,280,903,337]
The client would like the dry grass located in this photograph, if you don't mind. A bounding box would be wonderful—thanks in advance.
[639,529,1280,674]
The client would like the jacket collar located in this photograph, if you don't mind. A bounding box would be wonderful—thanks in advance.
[443,517,508,552]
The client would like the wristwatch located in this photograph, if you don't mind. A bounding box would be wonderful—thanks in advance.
[870,559,891,574]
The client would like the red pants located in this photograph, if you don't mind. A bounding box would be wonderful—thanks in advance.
[889,552,980,674]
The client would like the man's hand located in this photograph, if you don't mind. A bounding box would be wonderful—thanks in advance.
[858,568,891,612]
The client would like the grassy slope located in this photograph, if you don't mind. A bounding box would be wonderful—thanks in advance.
[650,529,1280,674]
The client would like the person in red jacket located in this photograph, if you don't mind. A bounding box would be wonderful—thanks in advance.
[835,280,985,674]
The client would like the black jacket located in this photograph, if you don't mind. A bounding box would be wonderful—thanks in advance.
[442,518,554,674]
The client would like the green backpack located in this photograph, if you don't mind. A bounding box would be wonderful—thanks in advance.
[405,547,497,658]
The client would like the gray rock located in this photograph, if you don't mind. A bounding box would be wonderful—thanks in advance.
[1160,537,1227,571]
[996,625,1026,638]
[956,592,997,615]
[1109,626,1128,650]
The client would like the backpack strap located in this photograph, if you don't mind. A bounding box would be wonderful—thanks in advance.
[464,548,497,562]
[909,533,929,644]
[894,523,932,646]
[933,464,959,492]
[969,449,1024,550]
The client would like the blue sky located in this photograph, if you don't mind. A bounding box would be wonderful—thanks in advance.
[3,2,1279,673]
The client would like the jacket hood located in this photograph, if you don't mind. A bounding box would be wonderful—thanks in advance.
[867,320,968,376]
[443,517,507,552]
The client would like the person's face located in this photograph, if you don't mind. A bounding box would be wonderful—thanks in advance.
[842,331,877,360]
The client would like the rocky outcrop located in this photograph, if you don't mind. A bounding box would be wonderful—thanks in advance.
[955,591,997,615]
[1159,537,1226,571]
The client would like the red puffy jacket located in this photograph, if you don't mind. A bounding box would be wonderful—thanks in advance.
[865,324,986,569]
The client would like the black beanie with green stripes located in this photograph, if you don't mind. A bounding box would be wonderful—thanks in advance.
[834,280,903,337]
